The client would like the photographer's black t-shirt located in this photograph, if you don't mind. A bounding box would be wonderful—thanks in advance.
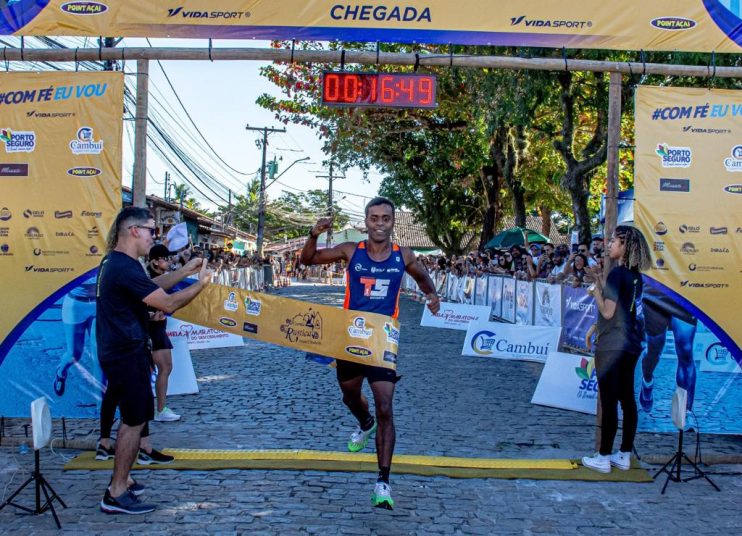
[596,265,644,353]
[96,251,160,363]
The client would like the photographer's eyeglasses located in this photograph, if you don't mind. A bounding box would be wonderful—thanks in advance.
[129,225,158,237]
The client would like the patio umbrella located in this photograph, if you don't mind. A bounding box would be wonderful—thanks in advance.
[483,227,549,249]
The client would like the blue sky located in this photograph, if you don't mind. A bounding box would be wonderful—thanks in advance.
[121,38,382,222]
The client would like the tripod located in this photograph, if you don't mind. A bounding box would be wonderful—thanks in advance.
[653,429,720,495]
[0,449,67,528]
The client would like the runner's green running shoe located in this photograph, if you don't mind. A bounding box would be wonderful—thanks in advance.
[347,420,377,453]
[371,482,394,510]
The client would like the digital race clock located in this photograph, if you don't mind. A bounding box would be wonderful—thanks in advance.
[321,72,437,108]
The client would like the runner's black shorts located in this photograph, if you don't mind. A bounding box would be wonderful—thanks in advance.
[336,360,401,384]
[148,320,173,351]
[99,353,154,427]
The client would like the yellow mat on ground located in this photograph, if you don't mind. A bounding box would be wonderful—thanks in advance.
[64,449,652,482]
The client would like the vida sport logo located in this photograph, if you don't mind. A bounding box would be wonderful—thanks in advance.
[656,143,692,168]
[470,330,550,358]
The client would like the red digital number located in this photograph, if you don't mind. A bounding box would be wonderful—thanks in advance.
[380,75,394,102]
[398,77,414,102]
[342,75,360,103]
[418,77,433,105]
[324,73,340,102]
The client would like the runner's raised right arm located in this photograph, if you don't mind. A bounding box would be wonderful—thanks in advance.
[300,217,355,266]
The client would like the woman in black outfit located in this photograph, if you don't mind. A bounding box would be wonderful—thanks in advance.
[582,225,651,473]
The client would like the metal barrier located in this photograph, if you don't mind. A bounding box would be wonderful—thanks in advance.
[213,266,266,291]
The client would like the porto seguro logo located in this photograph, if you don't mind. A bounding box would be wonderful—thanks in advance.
[244,296,262,316]
[1,128,36,153]
[575,357,598,400]
[383,322,400,345]
[655,143,691,168]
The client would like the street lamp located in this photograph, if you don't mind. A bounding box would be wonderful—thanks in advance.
[265,156,310,189]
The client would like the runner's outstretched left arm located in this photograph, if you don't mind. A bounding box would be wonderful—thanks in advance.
[402,248,440,314]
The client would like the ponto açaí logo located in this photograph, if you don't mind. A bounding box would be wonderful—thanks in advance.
[69,126,104,155]
[348,316,373,339]
[0,128,36,153]
[575,357,598,399]
[650,17,697,30]
[704,0,742,47]
[723,145,742,172]
[655,143,692,168]
[60,2,108,15]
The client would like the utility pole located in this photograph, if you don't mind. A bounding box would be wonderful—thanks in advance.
[246,124,285,257]
[316,160,343,249]
[164,171,170,201]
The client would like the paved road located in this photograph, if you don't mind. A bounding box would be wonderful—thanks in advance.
[1,283,740,535]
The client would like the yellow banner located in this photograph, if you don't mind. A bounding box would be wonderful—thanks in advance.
[174,284,401,370]
[2,1,741,53]
[634,85,741,357]
[0,71,123,352]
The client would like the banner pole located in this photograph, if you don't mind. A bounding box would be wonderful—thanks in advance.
[132,59,149,207]
[594,71,623,451]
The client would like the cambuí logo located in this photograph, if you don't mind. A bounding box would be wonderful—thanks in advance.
[329,4,431,22]
[471,330,550,357]
[723,145,742,172]
[650,17,696,30]
[60,1,108,15]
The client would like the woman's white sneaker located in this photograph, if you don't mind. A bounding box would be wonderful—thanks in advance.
[610,451,631,471]
[582,453,611,473]
[155,407,181,422]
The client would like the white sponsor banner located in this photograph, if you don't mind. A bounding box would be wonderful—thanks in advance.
[531,352,598,415]
[421,302,492,331]
[462,321,561,363]
[534,281,562,327]
[488,276,503,319]
[475,276,488,306]
[164,334,199,395]
[501,278,516,323]
[515,279,533,325]
[166,316,243,350]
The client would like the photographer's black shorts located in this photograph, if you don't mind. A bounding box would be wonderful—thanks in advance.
[336,360,401,384]
[148,320,173,351]
[100,354,154,427]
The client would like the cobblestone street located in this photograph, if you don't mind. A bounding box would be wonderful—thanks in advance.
[2,284,740,535]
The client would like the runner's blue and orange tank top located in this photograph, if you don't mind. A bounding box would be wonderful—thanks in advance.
[344,241,405,318]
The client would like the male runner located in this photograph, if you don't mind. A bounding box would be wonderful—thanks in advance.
[301,197,440,510]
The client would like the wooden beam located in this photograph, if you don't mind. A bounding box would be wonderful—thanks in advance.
[0,46,739,77]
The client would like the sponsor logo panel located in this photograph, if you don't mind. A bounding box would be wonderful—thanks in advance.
[655,143,692,168]
[60,2,108,15]
[219,317,237,328]
[723,145,742,172]
[659,178,690,192]
[1,129,36,153]
[345,346,373,358]
[0,163,28,176]
[650,17,697,30]
[69,127,104,155]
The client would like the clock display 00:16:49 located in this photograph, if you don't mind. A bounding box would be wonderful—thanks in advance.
[322,72,437,108]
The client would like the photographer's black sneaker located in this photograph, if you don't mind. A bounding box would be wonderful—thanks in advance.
[100,489,155,515]
[137,448,174,465]
[95,442,115,461]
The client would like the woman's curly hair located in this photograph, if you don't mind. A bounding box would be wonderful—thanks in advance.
[615,225,651,271]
